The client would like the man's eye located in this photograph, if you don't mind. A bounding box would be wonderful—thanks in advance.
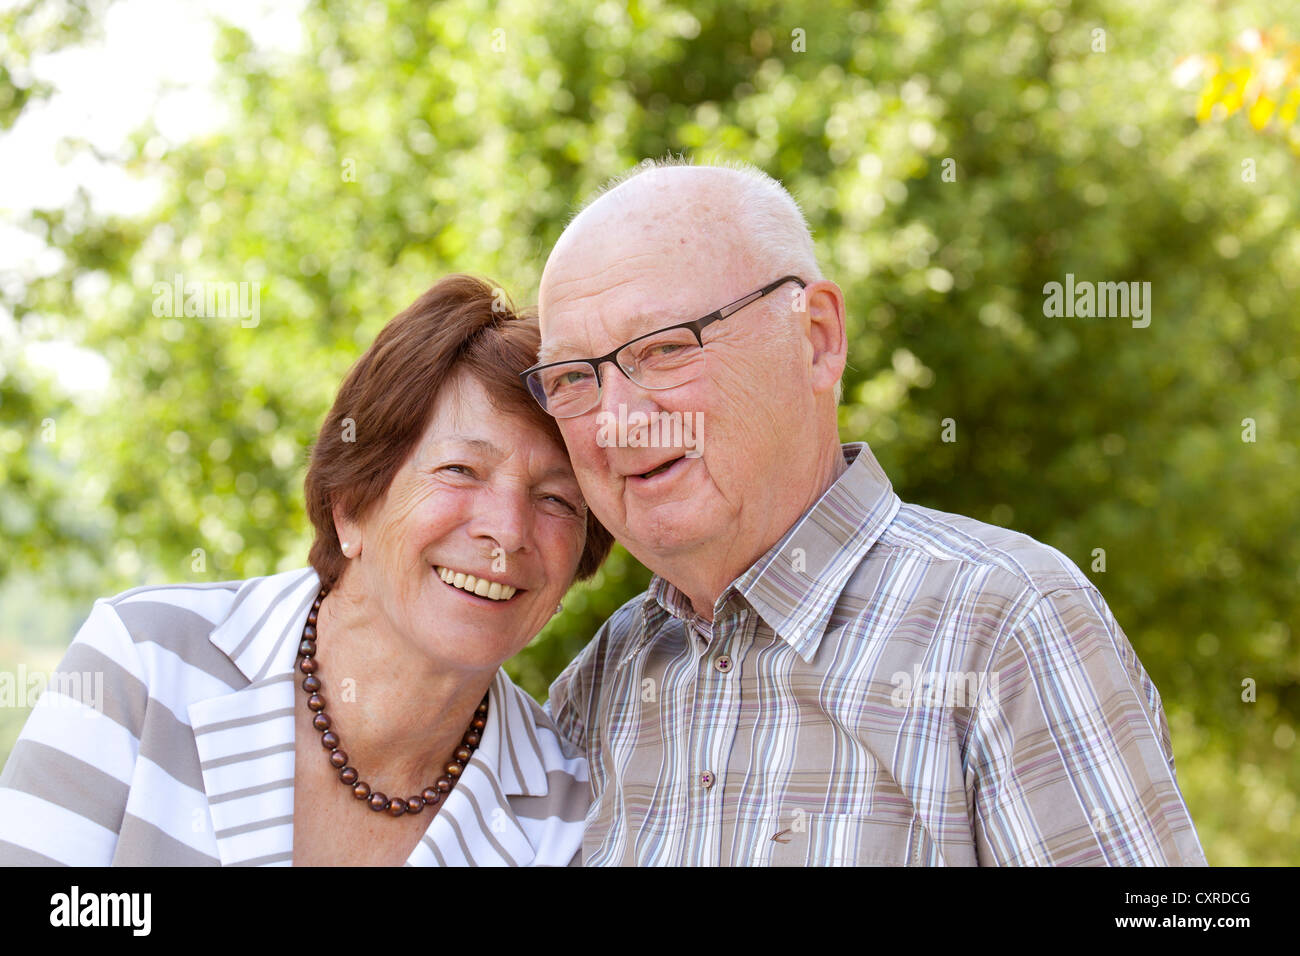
[545,368,593,395]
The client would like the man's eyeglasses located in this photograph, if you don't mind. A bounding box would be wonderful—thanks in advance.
[521,275,806,419]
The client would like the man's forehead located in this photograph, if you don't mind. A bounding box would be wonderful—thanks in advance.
[538,169,755,353]
[542,175,738,295]
[537,277,703,361]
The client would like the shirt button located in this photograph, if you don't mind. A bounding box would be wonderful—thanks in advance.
[699,771,716,789]
[714,655,733,673]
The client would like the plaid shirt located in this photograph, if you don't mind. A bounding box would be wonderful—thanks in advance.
[548,442,1207,866]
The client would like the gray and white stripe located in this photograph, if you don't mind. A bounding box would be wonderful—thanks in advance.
[0,568,588,866]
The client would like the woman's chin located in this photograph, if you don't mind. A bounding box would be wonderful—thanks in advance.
[419,576,540,661]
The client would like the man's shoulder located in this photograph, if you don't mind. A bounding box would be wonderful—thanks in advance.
[566,590,655,671]
[547,590,656,712]
[880,500,1096,602]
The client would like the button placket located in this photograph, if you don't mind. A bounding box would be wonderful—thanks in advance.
[686,611,748,864]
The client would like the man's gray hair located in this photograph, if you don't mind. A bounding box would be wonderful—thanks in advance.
[571,155,823,282]
[570,155,841,404]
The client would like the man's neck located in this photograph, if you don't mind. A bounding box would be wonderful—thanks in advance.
[650,440,848,622]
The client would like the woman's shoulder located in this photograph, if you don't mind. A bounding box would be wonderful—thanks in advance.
[484,669,589,860]
[489,669,588,769]
[93,567,316,639]
[76,568,318,694]
[95,578,247,633]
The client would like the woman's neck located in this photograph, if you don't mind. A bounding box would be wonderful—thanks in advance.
[310,577,493,794]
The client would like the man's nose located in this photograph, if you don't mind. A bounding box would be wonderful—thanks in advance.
[595,359,658,419]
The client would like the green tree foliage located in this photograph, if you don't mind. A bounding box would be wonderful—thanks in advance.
[2,0,1296,863]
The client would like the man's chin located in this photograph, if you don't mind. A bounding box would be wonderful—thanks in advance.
[621,506,722,561]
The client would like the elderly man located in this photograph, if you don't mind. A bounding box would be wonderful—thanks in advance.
[526,159,1207,866]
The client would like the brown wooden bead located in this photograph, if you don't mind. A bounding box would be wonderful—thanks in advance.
[387,799,406,817]
[340,767,358,784]
[299,639,316,657]
[406,797,423,814]
[369,792,389,811]
[321,731,339,749]
[421,787,442,806]
[329,749,348,768]
[307,694,325,711]
[453,746,472,763]
[352,781,370,799]
[303,675,321,693]
[445,763,462,778]
[312,713,330,731]
[465,732,481,747]
[300,657,317,674]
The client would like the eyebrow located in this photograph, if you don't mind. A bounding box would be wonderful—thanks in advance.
[536,308,690,366]
[536,464,581,484]
[433,436,501,456]
[535,342,576,365]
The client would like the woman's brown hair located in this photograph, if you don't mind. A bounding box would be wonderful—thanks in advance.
[304,274,612,589]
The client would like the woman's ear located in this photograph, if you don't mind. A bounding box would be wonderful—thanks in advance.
[333,502,362,559]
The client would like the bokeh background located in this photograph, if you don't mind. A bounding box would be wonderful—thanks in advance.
[1,0,1296,865]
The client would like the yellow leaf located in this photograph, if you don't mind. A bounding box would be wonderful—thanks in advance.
[1279,88,1300,125]
[1196,73,1228,121]
[1249,94,1276,129]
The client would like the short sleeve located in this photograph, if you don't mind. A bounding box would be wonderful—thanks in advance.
[546,644,593,754]
[965,586,1208,866]
[0,600,147,866]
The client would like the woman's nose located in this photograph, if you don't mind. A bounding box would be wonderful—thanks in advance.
[469,485,531,559]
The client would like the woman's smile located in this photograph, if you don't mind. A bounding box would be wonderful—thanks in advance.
[433,564,523,602]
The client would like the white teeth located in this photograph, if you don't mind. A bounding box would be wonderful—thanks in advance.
[435,567,517,601]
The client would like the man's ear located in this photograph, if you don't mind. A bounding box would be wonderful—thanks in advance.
[802,280,848,396]
[333,501,362,559]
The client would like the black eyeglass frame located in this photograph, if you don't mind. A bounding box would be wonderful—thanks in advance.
[520,275,807,416]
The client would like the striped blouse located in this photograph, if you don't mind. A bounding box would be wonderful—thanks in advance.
[0,567,589,866]
[548,441,1208,866]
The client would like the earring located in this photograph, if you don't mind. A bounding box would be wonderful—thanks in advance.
[341,541,351,556]
[555,603,563,615]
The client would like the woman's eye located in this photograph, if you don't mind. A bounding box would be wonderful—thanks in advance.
[443,464,475,477]
[543,494,579,513]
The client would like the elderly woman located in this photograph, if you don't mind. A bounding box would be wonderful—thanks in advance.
[0,275,611,866]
